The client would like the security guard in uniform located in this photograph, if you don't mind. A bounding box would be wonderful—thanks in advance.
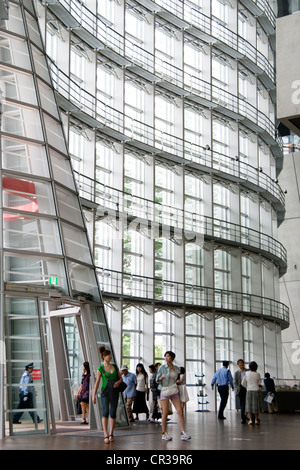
[13,363,43,425]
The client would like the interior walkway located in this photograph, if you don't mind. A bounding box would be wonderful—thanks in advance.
[0,409,299,451]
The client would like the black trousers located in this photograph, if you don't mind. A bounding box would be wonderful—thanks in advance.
[217,385,229,418]
[13,391,37,423]
[238,385,247,421]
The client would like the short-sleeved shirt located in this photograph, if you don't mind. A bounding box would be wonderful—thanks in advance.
[122,372,137,399]
[98,364,119,390]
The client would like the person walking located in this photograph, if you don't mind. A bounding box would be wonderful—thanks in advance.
[234,359,247,423]
[211,360,234,420]
[120,365,137,422]
[242,361,263,425]
[92,346,124,443]
[156,351,191,441]
[13,363,43,425]
[77,361,91,424]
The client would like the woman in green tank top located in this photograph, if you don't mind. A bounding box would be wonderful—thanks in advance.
[93,345,123,443]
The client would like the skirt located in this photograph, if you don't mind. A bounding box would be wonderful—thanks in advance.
[132,390,149,414]
[245,390,263,413]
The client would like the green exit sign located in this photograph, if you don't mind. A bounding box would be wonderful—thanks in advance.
[49,277,58,286]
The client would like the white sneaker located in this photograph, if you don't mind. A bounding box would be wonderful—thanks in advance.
[162,432,172,441]
[181,431,191,440]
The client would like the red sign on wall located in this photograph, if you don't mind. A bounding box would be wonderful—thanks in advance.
[31,369,41,380]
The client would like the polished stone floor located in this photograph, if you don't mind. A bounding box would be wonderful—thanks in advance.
[0,409,299,452]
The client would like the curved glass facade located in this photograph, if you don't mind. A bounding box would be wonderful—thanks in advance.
[0,0,289,434]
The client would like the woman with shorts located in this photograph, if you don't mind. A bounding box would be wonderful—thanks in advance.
[156,351,191,441]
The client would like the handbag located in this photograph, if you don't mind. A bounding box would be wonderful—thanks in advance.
[100,365,127,393]
[161,383,179,397]
[116,381,127,393]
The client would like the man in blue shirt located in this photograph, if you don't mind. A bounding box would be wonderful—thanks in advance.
[211,361,234,420]
[13,363,43,425]
[121,365,137,422]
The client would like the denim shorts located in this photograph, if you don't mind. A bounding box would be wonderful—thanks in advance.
[160,391,180,401]
[101,380,119,418]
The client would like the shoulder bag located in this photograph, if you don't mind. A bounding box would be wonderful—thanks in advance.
[161,383,179,397]
[100,365,127,393]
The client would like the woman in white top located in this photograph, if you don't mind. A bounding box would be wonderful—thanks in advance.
[132,363,149,420]
[242,361,263,425]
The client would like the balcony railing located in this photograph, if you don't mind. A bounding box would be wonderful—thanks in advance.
[75,171,287,274]
[97,267,289,328]
[49,63,285,216]
[45,0,279,153]
[51,0,275,85]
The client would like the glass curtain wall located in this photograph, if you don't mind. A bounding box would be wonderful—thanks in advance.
[0,0,122,437]
[24,0,290,417]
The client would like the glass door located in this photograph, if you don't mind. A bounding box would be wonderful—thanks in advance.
[4,296,49,436]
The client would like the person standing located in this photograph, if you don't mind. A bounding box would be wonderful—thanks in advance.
[92,346,124,443]
[121,365,136,422]
[234,359,247,423]
[264,372,278,414]
[13,363,43,425]
[77,361,91,424]
[132,363,149,420]
[242,361,263,425]
[211,360,234,420]
[156,351,191,441]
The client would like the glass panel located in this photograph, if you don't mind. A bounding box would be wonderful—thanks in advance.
[3,214,62,255]
[1,102,43,140]
[91,305,111,347]
[0,65,37,105]
[49,150,76,190]
[61,223,93,264]
[4,296,47,435]
[37,79,59,119]
[55,186,84,226]
[25,11,43,49]
[67,261,100,301]
[31,45,51,84]
[154,334,172,360]
[43,113,68,153]
[4,254,69,296]
[122,331,140,358]
[1,137,50,177]
[2,3,25,35]
[63,316,84,388]
[2,175,56,216]
[0,34,31,69]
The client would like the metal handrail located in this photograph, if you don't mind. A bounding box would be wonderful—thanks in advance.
[75,171,287,268]
[97,267,289,328]
[49,63,285,211]
[48,0,278,147]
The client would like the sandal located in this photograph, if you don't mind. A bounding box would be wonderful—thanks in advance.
[109,434,114,442]
[104,436,109,444]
